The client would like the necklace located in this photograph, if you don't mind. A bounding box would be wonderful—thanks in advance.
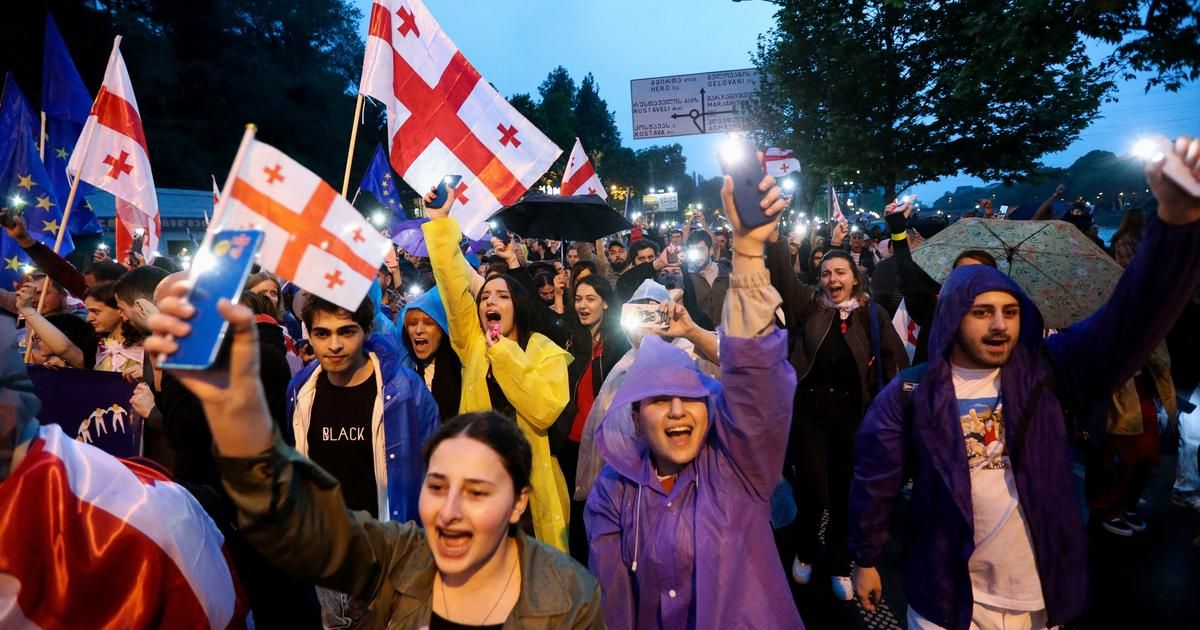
[439,546,519,625]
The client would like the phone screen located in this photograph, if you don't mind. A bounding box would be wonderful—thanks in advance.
[431,174,464,209]
[160,230,265,370]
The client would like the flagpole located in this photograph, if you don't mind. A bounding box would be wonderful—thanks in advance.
[38,112,47,161]
[193,124,256,275]
[340,93,365,199]
[24,93,105,362]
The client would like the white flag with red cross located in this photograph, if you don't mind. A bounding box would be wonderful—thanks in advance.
[66,36,160,260]
[217,138,391,312]
[830,185,847,223]
[560,138,607,199]
[359,0,561,238]
[763,147,800,178]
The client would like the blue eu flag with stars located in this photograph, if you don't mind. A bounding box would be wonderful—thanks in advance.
[42,14,102,236]
[358,144,407,225]
[0,74,75,290]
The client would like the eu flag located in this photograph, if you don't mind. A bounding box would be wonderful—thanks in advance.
[357,144,406,225]
[42,14,102,236]
[0,74,75,290]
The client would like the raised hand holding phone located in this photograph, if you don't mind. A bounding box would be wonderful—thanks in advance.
[427,174,463,215]
[717,139,771,230]
[159,230,265,370]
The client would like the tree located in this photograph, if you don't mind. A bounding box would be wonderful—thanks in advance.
[1069,0,1200,92]
[753,0,1113,203]
[535,66,578,173]
[1,0,369,188]
[574,73,621,158]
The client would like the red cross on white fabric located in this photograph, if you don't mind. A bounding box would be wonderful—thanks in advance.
[497,124,521,148]
[396,6,420,38]
[227,178,378,282]
[453,181,470,204]
[263,164,285,184]
[588,187,597,194]
[779,162,790,172]
[352,227,366,243]
[324,269,346,289]
[369,7,526,205]
[102,151,134,180]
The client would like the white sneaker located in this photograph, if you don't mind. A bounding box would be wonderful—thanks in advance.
[1170,491,1200,513]
[791,557,813,584]
[831,576,854,601]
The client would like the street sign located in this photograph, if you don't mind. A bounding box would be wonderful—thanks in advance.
[631,69,761,140]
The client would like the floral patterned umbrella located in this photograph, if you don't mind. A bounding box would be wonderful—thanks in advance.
[910,219,1124,329]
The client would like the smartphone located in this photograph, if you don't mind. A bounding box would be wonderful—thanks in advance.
[621,303,670,332]
[160,230,265,370]
[667,246,679,265]
[490,218,511,244]
[717,139,770,229]
[431,174,464,209]
[129,230,146,264]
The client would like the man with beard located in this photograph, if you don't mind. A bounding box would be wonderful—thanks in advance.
[607,240,630,274]
[850,136,1200,629]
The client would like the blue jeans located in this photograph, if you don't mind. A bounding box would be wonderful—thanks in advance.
[1175,387,1200,495]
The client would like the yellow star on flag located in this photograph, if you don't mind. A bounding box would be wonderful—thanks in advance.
[16,174,35,191]
[41,219,60,235]
[4,256,20,271]
[55,147,68,160]
[35,195,56,211]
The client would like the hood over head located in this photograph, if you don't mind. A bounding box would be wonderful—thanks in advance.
[400,286,450,336]
[597,335,725,481]
[927,264,1044,369]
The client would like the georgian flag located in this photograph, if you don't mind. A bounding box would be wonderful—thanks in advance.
[217,136,392,312]
[359,0,561,238]
[763,147,800,178]
[830,185,847,223]
[560,138,606,199]
[892,298,921,362]
[0,424,250,628]
[66,36,160,260]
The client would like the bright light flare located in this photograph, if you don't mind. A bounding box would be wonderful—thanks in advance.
[1131,137,1165,161]
[190,250,218,275]
[370,212,387,227]
[782,179,797,192]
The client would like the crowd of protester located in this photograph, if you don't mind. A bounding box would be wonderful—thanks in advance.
[1,137,1199,629]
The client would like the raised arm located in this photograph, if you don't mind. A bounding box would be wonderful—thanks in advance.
[1,211,89,298]
[1046,138,1200,410]
[1030,184,1065,221]
[422,195,486,360]
[16,283,86,368]
[145,287,411,601]
[884,204,940,327]
[708,171,797,500]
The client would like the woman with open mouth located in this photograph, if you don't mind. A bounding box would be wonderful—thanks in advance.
[401,286,463,421]
[553,274,630,564]
[586,172,806,628]
[765,221,909,601]
[421,190,574,554]
[142,285,603,627]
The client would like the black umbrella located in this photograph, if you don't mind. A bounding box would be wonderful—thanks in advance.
[490,193,633,242]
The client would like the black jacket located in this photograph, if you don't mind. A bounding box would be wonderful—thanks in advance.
[766,239,909,411]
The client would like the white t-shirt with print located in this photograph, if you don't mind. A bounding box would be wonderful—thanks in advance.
[952,364,1045,612]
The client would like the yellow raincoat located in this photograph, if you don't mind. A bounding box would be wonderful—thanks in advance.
[423,217,572,552]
